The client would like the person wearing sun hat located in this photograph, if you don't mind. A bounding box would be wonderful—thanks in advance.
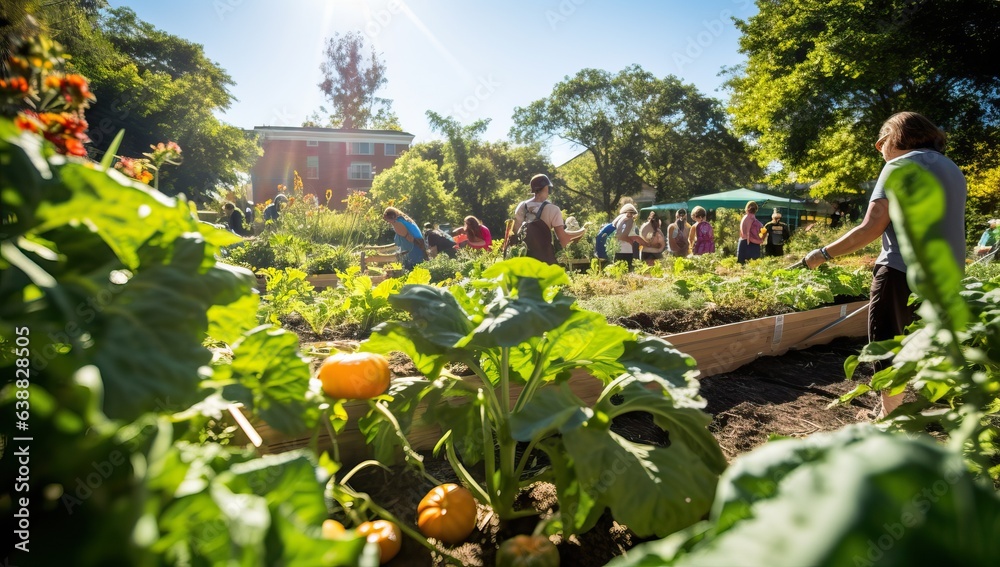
[612,202,647,270]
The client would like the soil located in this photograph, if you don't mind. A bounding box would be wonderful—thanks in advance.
[309,303,882,566]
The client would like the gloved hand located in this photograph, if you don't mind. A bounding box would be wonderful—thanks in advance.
[804,249,827,269]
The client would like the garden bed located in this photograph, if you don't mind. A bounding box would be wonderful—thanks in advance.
[336,336,877,566]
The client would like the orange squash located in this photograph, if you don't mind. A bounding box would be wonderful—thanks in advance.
[356,520,402,564]
[318,352,390,399]
[321,519,346,539]
[496,535,560,567]
[416,483,478,544]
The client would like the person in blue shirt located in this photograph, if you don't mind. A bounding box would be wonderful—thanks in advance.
[595,222,616,260]
[379,207,426,270]
[975,219,998,257]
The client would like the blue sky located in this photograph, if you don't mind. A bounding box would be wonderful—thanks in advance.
[107,0,757,165]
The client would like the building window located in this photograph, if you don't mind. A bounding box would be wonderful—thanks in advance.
[349,162,373,180]
[306,156,319,179]
[348,142,373,155]
[306,140,319,147]
[384,143,399,156]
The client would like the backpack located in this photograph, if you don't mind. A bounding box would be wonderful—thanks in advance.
[517,200,557,265]
[595,222,615,259]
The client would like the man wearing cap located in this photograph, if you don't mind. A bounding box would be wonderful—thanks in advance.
[423,222,458,258]
[974,219,999,257]
[512,174,587,265]
[762,210,792,257]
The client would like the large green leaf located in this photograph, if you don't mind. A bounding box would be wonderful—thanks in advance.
[555,420,722,537]
[884,162,970,331]
[611,426,1000,567]
[461,278,575,349]
[510,385,592,441]
[618,336,701,399]
[537,311,636,383]
[481,256,570,293]
[385,284,474,348]
[220,325,315,436]
[600,380,727,475]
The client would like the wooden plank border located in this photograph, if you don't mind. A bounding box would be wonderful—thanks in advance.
[242,300,869,461]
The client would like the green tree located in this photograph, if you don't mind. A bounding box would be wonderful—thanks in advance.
[726,0,1000,200]
[36,4,259,202]
[511,65,757,216]
[425,112,510,233]
[317,31,398,130]
[369,151,455,225]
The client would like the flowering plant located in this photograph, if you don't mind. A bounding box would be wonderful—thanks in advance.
[2,27,95,156]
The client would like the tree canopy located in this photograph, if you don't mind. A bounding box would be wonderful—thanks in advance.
[726,0,1000,200]
[510,65,758,216]
[369,151,455,224]
[24,1,259,202]
[316,31,399,130]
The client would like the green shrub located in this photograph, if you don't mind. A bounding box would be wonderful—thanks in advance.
[305,244,355,274]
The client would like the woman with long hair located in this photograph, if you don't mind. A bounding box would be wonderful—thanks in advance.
[380,206,426,270]
[454,215,492,250]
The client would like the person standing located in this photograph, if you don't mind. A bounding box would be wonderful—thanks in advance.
[762,210,792,257]
[612,203,645,270]
[423,222,458,258]
[512,174,587,265]
[638,213,666,265]
[689,206,715,255]
[803,111,967,418]
[380,207,426,270]
[736,201,764,264]
[667,209,691,257]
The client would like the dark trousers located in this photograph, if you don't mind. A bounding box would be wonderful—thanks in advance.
[614,252,635,271]
[868,265,916,373]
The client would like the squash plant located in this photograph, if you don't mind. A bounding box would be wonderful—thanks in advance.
[357,258,727,537]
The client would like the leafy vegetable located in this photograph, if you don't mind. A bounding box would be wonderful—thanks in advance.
[359,257,726,537]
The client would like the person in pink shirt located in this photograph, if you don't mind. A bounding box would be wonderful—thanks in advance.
[689,206,715,255]
[736,201,764,264]
[454,215,492,250]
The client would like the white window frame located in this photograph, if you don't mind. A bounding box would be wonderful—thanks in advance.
[348,142,374,155]
[306,140,319,147]
[306,156,319,179]
[384,143,399,156]
[348,162,373,180]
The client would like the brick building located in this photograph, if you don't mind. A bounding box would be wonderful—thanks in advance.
[250,126,414,208]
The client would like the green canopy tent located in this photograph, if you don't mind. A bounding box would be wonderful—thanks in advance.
[639,201,688,215]
[687,188,799,211]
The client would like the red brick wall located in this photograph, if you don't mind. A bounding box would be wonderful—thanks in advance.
[251,139,407,209]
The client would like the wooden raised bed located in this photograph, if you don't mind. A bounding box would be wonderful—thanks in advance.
[236,301,869,463]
